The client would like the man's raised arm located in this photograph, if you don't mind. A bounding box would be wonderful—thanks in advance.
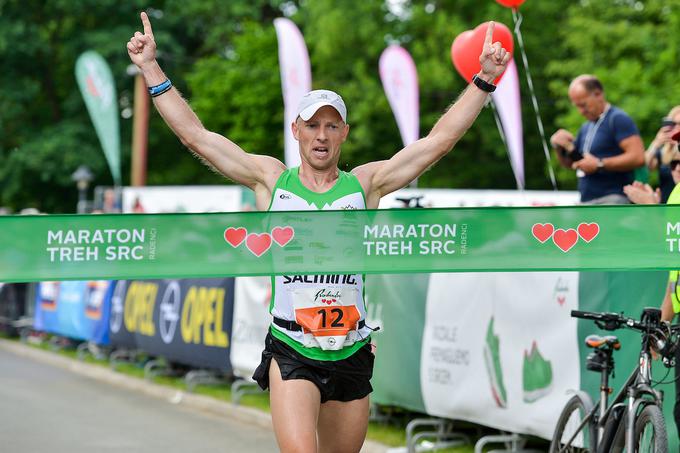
[356,22,511,206]
[126,12,284,193]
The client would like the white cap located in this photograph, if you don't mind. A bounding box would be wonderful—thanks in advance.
[296,89,347,122]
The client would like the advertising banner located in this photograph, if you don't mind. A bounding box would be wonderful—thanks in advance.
[379,45,419,147]
[120,185,242,214]
[108,278,235,372]
[109,280,137,349]
[34,280,112,344]
[491,59,524,189]
[75,51,121,186]
[420,271,580,439]
[0,205,678,282]
[274,17,312,168]
[230,276,271,379]
[369,271,672,442]
[365,273,430,412]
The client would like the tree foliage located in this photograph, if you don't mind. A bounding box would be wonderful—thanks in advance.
[0,0,677,212]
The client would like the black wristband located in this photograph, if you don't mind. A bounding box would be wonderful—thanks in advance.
[472,74,496,93]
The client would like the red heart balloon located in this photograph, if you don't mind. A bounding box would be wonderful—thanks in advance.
[451,21,514,84]
[496,0,526,8]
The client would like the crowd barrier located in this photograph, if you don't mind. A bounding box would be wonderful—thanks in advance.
[33,278,235,373]
[0,283,31,336]
[110,278,235,372]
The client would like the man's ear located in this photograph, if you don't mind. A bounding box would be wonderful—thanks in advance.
[341,123,350,142]
[291,120,300,140]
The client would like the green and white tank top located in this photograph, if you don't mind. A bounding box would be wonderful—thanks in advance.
[268,167,371,360]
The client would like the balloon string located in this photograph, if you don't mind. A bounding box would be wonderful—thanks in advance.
[512,9,558,191]
[489,98,523,190]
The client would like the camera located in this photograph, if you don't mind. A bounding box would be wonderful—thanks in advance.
[569,148,584,161]
[661,117,676,129]
[558,145,584,161]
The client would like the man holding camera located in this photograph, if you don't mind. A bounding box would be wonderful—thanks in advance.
[550,74,645,204]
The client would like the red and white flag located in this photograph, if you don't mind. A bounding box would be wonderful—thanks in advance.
[379,45,420,148]
[492,59,524,189]
[274,18,312,167]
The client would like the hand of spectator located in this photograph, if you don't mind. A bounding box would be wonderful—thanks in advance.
[653,124,677,148]
[550,129,575,151]
[623,181,660,205]
[572,153,598,174]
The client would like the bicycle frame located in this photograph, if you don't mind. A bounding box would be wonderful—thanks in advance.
[624,349,663,451]
[554,309,675,453]
[558,350,662,452]
[556,332,662,453]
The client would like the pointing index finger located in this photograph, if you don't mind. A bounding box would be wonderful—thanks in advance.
[141,11,153,37]
[485,21,495,48]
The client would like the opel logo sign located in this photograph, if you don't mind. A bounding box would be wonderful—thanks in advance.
[159,280,181,344]
[109,281,127,334]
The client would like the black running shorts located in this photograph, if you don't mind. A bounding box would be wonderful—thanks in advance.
[252,331,374,403]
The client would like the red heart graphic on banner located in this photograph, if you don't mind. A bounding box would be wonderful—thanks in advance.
[553,229,578,253]
[577,223,600,242]
[271,226,295,247]
[531,223,554,243]
[246,233,272,257]
[557,296,566,306]
[451,21,514,84]
[224,227,247,247]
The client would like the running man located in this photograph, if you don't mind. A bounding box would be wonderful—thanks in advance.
[127,12,510,453]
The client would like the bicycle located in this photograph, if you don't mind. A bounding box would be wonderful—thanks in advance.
[550,307,680,453]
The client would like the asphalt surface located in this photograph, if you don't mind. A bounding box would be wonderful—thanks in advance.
[0,340,390,453]
[0,343,278,453]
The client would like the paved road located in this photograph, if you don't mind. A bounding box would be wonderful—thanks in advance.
[0,346,278,453]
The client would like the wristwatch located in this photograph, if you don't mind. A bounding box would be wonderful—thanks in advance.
[597,159,605,171]
[472,74,497,93]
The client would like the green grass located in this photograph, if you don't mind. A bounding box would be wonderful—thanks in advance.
[6,334,550,452]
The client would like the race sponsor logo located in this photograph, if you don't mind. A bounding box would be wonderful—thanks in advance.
[531,222,600,253]
[39,281,59,312]
[282,274,358,285]
[553,277,570,306]
[363,222,463,256]
[159,280,181,344]
[45,227,156,263]
[109,281,127,334]
[84,281,108,320]
[223,226,295,257]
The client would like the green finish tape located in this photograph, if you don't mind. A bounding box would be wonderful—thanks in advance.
[1,205,678,282]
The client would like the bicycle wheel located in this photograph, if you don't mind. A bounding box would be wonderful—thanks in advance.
[550,394,596,452]
[634,404,668,453]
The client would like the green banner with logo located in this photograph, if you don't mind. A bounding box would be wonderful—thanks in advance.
[0,205,678,282]
[75,51,121,186]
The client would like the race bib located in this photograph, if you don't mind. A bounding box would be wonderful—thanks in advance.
[290,286,362,350]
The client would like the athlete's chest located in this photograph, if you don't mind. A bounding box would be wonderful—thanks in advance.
[270,189,365,211]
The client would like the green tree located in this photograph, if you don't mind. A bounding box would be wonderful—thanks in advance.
[2,0,678,212]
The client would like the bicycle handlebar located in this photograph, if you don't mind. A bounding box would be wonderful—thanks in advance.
[570,310,639,331]
[572,309,680,366]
